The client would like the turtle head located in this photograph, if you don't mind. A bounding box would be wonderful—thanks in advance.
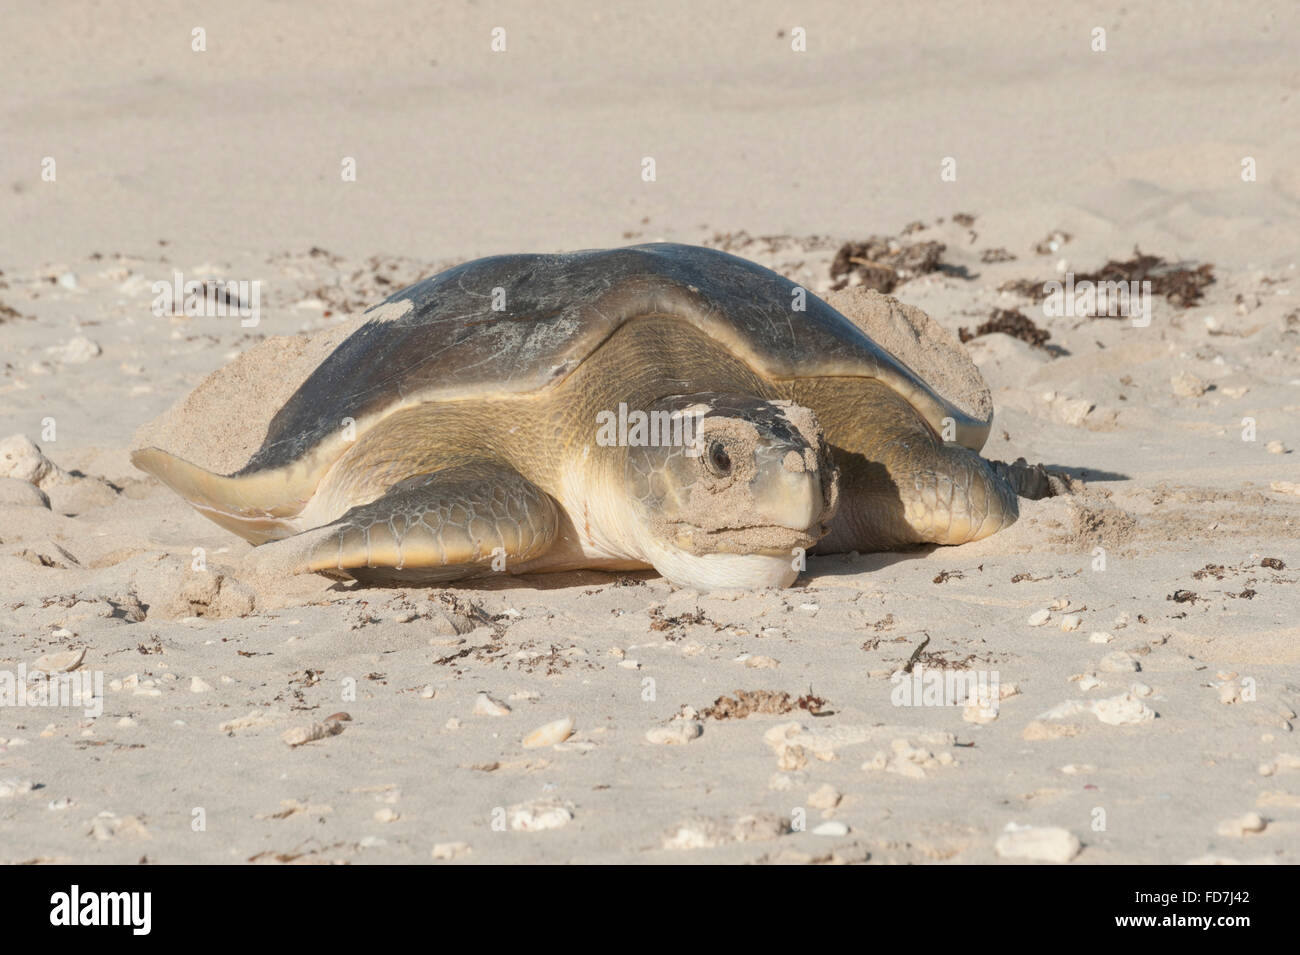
[622,394,839,590]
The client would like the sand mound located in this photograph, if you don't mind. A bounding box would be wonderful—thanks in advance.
[825,287,993,425]
[132,319,365,474]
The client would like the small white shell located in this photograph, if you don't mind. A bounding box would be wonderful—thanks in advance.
[645,721,703,745]
[472,693,511,717]
[522,716,573,749]
[811,820,849,837]
[431,841,471,860]
[995,825,1081,863]
[508,801,573,831]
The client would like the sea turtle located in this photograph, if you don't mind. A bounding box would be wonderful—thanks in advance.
[132,243,1016,591]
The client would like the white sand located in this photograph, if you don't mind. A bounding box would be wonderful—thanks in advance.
[1,1,1298,864]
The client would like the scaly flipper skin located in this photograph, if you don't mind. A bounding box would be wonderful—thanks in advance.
[250,463,558,583]
[794,378,1018,553]
[885,438,1018,546]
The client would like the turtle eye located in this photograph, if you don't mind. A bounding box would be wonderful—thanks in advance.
[704,440,732,478]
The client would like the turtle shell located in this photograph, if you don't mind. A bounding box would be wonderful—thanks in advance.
[241,243,987,474]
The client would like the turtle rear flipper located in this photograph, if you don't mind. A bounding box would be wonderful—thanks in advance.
[130,447,310,543]
[246,463,559,583]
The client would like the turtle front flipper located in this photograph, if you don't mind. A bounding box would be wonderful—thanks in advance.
[890,440,1018,546]
[805,379,1017,553]
[248,463,559,583]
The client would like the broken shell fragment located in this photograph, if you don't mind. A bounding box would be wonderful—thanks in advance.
[473,693,512,717]
[646,721,703,745]
[30,649,85,674]
[522,716,574,749]
[995,825,1081,863]
[283,719,346,747]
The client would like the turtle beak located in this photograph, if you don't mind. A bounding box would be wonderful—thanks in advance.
[750,444,829,535]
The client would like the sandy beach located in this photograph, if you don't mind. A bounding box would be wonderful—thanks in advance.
[2,1,1298,864]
